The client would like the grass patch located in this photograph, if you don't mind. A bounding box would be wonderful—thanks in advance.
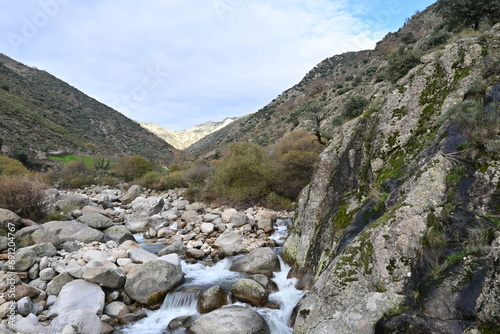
[49,155,94,167]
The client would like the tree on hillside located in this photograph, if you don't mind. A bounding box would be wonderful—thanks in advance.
[437,0,500,30]
[302,98,328,145]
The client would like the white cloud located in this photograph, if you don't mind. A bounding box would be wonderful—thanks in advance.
[0,0,398,130]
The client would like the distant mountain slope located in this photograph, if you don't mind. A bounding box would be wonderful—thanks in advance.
[0,54,179,163]
[139,117,238,150]
[187,6,444,158]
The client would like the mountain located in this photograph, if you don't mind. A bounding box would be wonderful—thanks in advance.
[187,6,445,158]
[0,54,179,163]
[139,117,238,150]
[188,3,499,333]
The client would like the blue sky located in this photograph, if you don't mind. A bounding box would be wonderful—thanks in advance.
[0,0,436,131]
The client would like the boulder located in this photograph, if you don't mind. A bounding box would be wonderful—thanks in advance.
[197,286,228,314]
[158,254,181,267]
[203,214,220,222]
[83,250,109,262]
[43,221,104,243]
[104,301,130,319]
[0,208,22,230]
[82,267,126,289]
[5,283,41,302]
[230,247,280,277]
[131,196,164,216]
[214,231,242,248]
[124,260,184,305]
[229,212,248,227]
[46,273,74,296]
[221,208,237,223]
[13,248,37,271]
[24,243,57,258]
[257,218,273,231]
[124,212,152,233]
[16,297,34,316]
[39,268,57,281]
[77,213,113,229]
[200,223,215,234]
[128,247,158,263]
[103,225,136,244]
[24,228,61,249]
[119,185,142,204]
[230,279,268,307]
[50,310,103,334]
[186,248,205,259]
[55,193,89,210]
[47,280,105,318]
[158,240,186,256]
[182,210,200,222]
[250,274,278,292]
[187,305,270,334]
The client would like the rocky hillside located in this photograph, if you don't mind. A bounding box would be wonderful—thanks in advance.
[139,118,238,150]
[0,54,179,163]
[187,5,469,158]
[281,20,500,334]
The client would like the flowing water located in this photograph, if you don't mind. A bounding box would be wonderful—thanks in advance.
[119,219,304,334]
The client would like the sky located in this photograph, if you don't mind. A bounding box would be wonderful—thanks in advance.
[0,0,436,131]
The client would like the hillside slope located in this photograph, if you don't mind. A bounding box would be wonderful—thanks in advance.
[0,54,179,163]
[139,117,237,150]
[187,7,444,157]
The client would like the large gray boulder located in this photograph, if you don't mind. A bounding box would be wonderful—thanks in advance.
[124,212,152,233]
[0,209,22,230]
[131,196,164,216]
[103,225,135,244]
[120,185,142,204]
[47,280,105,318]
[230,279,268,307]
[229,212,248,227]
[77,213,113,229]
[230,248,280,277]
[12,248,37,272]
[43,221,104,243]
[55,193,89,210]
[187,305,270,334]
[124,260,184,305]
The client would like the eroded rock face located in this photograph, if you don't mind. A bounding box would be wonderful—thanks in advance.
[187,305,270,334]
[124,260,184,305]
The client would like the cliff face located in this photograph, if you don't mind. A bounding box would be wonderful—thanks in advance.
[283,24,500,334]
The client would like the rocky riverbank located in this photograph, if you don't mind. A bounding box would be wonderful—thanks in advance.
[0,185,295,334]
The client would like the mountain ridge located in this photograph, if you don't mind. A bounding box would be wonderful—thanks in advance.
[138,117,238,150]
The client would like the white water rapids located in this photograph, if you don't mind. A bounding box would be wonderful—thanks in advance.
[119,220,305,334]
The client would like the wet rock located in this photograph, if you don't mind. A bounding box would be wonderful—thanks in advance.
[197,286,228,314]
[124,260,184,305]
[187,305,270,334]
[230,247,280,277]
[169,315,193,330]
[250,274,278,292]
[230,279,268,307]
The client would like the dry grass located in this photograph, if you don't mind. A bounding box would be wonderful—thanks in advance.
[0,175,49,221]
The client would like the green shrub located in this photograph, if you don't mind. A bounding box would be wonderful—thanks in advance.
[424,30,451,49]
[137,171,166,190]
[0,175,48,221]
[387,46,422,81]
[46,159,95,188]
[205,142,277,204]
[0,155,32,176]
[271,130,324,199]
[342,95,369,119]
[112,155,152,182]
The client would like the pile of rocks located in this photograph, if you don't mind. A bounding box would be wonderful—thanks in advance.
[0,185,293,333]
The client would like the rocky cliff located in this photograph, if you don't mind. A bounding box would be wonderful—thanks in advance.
[139,118,238,150]
[283,23,500,334]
